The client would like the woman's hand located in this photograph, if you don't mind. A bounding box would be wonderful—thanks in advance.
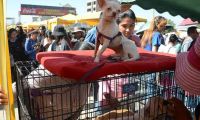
[0,87,8,105]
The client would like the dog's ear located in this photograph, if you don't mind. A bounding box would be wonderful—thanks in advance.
[97,0,106,9]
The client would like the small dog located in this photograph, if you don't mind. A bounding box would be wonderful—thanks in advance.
[134,96,174,120]
[94,0,140,62]
[95,96,191,120]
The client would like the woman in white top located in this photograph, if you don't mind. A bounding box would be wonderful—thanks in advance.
[158,34,181,55]
[43,30,54,51]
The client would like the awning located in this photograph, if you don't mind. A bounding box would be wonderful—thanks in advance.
[22,20,48,30]
[77,11,147,26]
[179,18,198,26]
[60,14,78,22]
[47,17,75,30]
[120,0,200,21]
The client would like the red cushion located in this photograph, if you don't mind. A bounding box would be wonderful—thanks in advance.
[36,48,176,82]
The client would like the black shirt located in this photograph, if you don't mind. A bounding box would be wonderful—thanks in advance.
[9,38,29,61]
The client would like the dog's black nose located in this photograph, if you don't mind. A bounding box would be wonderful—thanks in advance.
[112,12,116,17]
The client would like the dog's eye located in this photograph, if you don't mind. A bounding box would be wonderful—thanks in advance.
[107,7,111,11]
[117,10,121,13]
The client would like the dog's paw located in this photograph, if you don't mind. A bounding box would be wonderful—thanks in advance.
[123,59,131,62]
[94,57,100,62]
[123,57,140,62]
[108,55,121,61]
[121,56,128,61]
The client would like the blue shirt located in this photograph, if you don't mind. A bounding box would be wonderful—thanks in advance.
[84,27,97,47]
[144,31,164,51]
[24,39,37,60]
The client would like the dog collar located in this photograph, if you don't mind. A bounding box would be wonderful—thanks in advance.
[96,27,122,42]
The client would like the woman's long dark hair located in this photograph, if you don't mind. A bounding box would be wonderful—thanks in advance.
[16,26,24,34]
[117,9,136,25]
[55,35,65,45]
[54,34,73,49]
[8,28,17,39]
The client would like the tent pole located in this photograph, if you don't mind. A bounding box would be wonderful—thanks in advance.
[0,0,16,119]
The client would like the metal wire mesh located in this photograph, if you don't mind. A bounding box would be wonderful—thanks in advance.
[15,61,199,120]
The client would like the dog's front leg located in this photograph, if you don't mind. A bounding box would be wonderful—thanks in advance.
[94,36,100,58]
[94,39,110,62]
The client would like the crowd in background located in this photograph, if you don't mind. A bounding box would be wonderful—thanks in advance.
[2,9,199,112]
[7,9,199,83]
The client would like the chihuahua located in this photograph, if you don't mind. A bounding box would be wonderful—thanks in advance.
[94,0,140,62]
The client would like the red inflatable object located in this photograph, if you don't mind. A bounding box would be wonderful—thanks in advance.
[36,48,176,82]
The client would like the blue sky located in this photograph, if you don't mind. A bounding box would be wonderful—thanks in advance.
[6,0,183,25]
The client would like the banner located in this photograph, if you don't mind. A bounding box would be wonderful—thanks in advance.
[0,0,15,120]
[20,4,76,16]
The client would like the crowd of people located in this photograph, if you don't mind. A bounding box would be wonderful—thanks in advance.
[1,8,200,119]
[6,10,199,70]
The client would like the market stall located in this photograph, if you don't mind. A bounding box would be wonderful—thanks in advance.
[77,11,147,26]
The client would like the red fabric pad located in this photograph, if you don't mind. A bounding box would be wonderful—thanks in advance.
[36,48,176,82]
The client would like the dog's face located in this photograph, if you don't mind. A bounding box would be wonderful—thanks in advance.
[97,0,121,21]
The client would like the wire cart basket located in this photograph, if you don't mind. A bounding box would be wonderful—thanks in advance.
[15,60,199,120]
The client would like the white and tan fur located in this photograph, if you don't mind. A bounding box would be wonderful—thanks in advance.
[94,0,140,62]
